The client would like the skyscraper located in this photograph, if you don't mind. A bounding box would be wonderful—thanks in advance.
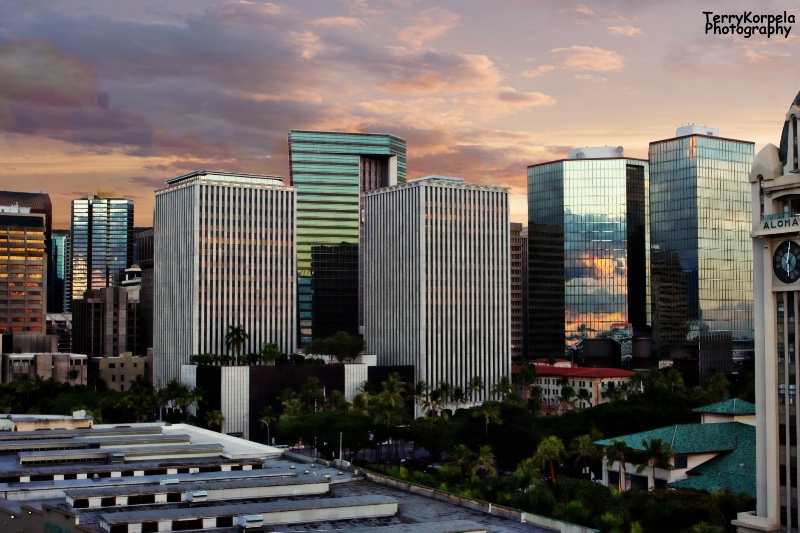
[288,130,406,346]
[153,171,296,388]
[0,191,53,311]
[527,147,649,361]
[510,222,525,359]
[735,93,800,533]
[363,176,510,404]
[50,229,70,313]
[69,195,134,304]
[0,206,46,336]
[649,126,754,366]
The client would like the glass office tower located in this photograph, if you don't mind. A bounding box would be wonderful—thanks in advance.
[70,196,134,302]
[50,230,70,313]
[528,148,649,360]
[649,126,754,364]
[289,130,406,346]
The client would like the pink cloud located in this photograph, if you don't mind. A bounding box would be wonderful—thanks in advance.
[550,45,624,72]
[608,25,643,37]
[396,7,461,47]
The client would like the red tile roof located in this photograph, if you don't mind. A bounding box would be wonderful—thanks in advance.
[513,364,635,379]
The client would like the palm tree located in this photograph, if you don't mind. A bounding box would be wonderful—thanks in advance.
[576,387,591,409]
[470,445,498,477]
[225,324,250,365]
[571,434,600,477]
[472,400,502,436]
[468,375,484,402]
[516,365,537,400]
[413,380,428,418]
[636,437,674,488]
[451,386,465,409]
[259,406,277,445]
[301,376,323,410]
[205,409,224,431]
[533,435,566,484]
[514,457,539,493]
[445,444,476,482]
[491,376,514,402]
[605,439,633,491]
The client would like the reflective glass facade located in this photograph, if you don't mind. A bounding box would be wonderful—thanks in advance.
[49,230,70,313]
[289,130,406,346]
[0,213,46,334]
[528,158,649,359]
[649,135,754,358]
[70,197,134,301]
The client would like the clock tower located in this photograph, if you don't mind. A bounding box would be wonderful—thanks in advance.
[735,92,800,533]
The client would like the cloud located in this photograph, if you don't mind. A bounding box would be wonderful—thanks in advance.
[496,88,557,106]
[396,7,460,47]
[550,45,625,72]
[608,25,642,36]
[367,47,502,93]
[521,65,555,78]
[573,4,596,17]
[312,17,366,30]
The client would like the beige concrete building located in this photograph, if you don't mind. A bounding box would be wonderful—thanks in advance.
[2,352,87,384]
[92,350,153,392]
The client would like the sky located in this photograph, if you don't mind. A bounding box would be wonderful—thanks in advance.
[0,0,798,228]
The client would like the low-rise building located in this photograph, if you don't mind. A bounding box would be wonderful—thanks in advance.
[595,399,756,494]
[0,419,526,533]
[91,350,153,392]
[2,352,87,384]
[524,364,635,413]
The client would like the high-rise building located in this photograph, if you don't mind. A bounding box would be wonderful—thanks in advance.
[72,286,138,357]
[511,222,525,359]
[363,176,510,404]
[527,147,649,361]
[0,191,53,311]
[735,93,800,533]
[69,195,134,304]
[0,207,47,336]
[50,229,70,313]
[521,226,529,359]
[288,130,406,346]
[649,126,754,367]
[153,171,296,388]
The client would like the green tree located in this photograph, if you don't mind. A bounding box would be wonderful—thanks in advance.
[605,440,633,491]
[304,331,366,362]
[636,437,674,488]
[468,375,484,402]
[225,324,250,364]
[472,400,502,436]
[259,405,277,444]
[533,435,567,484]
[689,522,723,533]
[708,373,731,403]
[470,444,498,477]
[259,342,283,365]
[445,443,476,482]
[205,409,224,431]
[571,434,600,477]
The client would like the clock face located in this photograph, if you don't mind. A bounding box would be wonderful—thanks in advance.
[774,240,800,283]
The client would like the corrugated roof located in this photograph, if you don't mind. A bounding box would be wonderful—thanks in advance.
[595,422,752,455]
[692,398,756,415]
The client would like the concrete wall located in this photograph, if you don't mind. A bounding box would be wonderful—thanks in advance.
[363,471,598,533]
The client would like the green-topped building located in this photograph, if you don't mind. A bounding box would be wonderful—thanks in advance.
[289,131,407,347]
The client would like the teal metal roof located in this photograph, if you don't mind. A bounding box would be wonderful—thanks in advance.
[595,422,755,497]
[692,399,756,416]
[595,422,752,455]
[668,426,756,497]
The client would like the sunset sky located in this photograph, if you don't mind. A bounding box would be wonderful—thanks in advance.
[0,0,798,228]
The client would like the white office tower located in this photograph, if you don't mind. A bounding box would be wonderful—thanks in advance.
[153,171,296,388]
[363,176,510,406]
